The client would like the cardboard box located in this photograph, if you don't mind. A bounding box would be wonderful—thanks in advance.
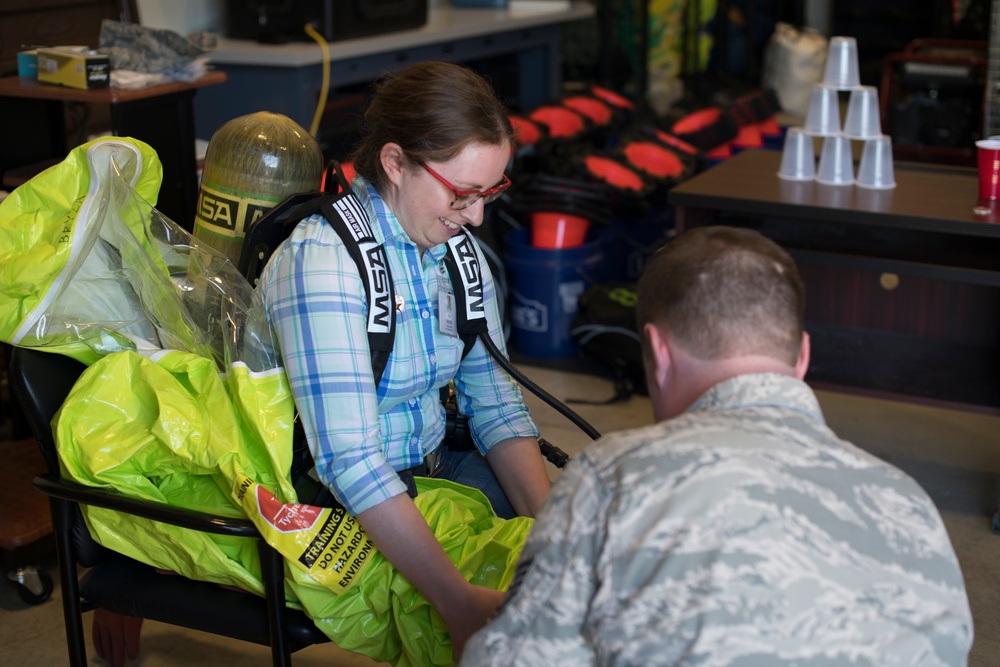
[36,48,110,90]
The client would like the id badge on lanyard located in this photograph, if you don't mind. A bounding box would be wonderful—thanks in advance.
[438,262,459,337]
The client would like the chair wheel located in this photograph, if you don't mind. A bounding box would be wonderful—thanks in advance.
[993,509,1000,535]
[13,569,54,605]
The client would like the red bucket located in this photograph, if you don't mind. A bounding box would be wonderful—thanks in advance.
[531,211,591,249]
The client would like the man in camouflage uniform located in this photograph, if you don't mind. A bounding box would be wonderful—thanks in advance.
[461,225,973,666]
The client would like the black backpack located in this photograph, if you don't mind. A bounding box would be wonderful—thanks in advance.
[570,281,647,403]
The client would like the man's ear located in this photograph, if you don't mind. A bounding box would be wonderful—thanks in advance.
[380,143,407,186]
[643,323,672,393]
[794,331,810,380]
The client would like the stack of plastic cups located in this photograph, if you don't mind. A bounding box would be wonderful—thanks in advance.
[777,36,895,189]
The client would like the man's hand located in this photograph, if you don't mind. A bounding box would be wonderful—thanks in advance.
[92,608,143,667]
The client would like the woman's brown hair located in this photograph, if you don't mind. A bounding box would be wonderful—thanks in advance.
[349,61,515,190]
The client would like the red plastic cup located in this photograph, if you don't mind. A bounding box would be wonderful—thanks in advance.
[976,139,1000,201]
[531,211,591,249]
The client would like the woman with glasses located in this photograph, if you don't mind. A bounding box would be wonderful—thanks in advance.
[258,61,551,660]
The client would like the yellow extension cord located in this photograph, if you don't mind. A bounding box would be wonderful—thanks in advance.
[303,22,331,139]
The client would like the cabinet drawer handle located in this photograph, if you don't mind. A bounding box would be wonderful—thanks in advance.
[879,272,900,291]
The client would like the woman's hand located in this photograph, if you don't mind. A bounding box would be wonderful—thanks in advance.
[357,494,505,661]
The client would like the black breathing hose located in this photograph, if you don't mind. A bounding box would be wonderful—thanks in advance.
[479,331,603,443]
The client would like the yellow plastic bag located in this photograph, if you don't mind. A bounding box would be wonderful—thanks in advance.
[0,138,163,363]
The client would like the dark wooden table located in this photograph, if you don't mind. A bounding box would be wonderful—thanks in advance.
[0,72,226,230]
[669,148,1000,414]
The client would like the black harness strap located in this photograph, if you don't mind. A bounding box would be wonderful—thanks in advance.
[443,229,491,359]
[275,191,395,385]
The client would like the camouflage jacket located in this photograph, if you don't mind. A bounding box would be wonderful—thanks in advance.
[462,373,973,666]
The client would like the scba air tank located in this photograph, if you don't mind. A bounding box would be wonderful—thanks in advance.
[194,112,323,264]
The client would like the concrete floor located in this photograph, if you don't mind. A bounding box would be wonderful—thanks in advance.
[2,365,998,666]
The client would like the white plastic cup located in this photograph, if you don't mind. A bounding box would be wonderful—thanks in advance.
[843,86,882,139]
[816,180,852,209]
[823,36,861,89]
[777,127,816,181]
[855,185,894,212]
[816,135,854,186]
[804,84,841,136]
[856,136,896,189]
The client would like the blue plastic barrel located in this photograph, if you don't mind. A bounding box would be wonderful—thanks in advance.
[503,228,606,359]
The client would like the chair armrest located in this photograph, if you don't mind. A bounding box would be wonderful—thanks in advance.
[33,473,261,538]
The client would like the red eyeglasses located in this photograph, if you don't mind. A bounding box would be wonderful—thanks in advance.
[418,161,511,210]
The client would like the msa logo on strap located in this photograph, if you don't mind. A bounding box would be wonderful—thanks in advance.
[447,232,485,322]
[327,192,390,335]
[333,195,374,243]
[361,242,392,333]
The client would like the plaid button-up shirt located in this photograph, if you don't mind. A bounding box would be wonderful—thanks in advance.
[258,178,537,515]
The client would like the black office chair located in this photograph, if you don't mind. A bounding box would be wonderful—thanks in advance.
[9,346,331,666]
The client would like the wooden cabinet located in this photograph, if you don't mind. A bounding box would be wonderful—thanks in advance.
[670,149,1000,414]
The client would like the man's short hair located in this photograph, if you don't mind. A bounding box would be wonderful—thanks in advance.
[636,226,805,365]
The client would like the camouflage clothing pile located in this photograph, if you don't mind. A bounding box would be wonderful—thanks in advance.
[98,20,213,87]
